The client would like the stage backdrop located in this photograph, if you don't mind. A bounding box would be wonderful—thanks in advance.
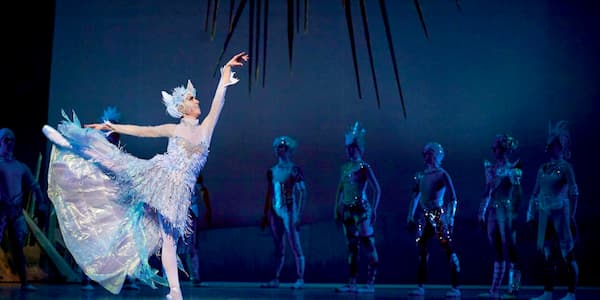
[39,0,599,286]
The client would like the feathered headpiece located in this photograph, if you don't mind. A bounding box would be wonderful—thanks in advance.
[344,121,366,152]
[99,106,121,123]
[161,80,196,118]
[493,133,519,152]
[546,120,571,158]
[272,135,298,152]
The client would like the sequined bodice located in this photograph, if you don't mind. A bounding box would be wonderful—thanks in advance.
[340,161,368,205]
[485,160,521,204]
[271,163,303,214]
[165,136,209,185]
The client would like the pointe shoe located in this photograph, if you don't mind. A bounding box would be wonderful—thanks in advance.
[291,279,304,289]
[43,125,72,149]
[165,288,182,300]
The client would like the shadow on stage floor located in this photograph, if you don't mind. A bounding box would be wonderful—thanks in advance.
[1,282,599,299]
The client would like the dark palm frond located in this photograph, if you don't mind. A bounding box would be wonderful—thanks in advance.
[213,0,248,77]
[262,0,269,87]
[303,0,309,33]
[359,0,381,108]
[379,0,407,118]
[249,0,255,92]
[211,0,220,40]
[205,0,213,32]
[255,0,262,82]
[343,0,362,99]
[287,0,294,73]
[205,0,452,115]
[413,0,429,39]
[296,0,300,33]
[228,0,235,32]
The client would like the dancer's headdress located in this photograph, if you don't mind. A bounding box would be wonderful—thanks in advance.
[99,106,121,123]
[546,120,571,159]
[161,80,197,118]
[492,133,518,152]
[344,121,366,153]
[272,136,298,152]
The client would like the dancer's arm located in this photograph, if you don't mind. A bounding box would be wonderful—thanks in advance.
[443,170,458,228]
[200,52,248,144]
[526,166,543,223]
[85,122,176,138]
[479,161,493,223]
[260,169,273,230]
[365,163,381,224]
[407,173,421,224]
[334,169,344,222]
[294,166,307,224]
[565,163,579,219]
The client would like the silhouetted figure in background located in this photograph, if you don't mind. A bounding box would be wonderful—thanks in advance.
[527,121,579,300]
[260,136,306,290]
[478,134,523,299]
[334,122,381,294]
[0,128,48,291]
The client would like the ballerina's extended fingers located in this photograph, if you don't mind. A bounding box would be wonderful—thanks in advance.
[228,52,249,66]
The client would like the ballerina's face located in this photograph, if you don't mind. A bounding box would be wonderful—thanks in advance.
[182,93,201,118]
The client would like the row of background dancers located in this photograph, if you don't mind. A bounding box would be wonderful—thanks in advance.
[256,120,578,300]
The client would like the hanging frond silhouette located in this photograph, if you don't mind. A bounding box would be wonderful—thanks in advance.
[208,0,461,119]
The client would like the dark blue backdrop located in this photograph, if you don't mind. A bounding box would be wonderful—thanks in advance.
[5,0,599,286]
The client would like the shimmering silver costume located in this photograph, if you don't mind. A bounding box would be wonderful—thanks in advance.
[407,142,460,298]
[261,136,306,289]
[43,69,237,294]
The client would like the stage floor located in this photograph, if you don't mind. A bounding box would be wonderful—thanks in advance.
[1,282,598,299]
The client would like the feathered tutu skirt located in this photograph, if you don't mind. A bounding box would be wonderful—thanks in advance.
[44,112,169,293]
